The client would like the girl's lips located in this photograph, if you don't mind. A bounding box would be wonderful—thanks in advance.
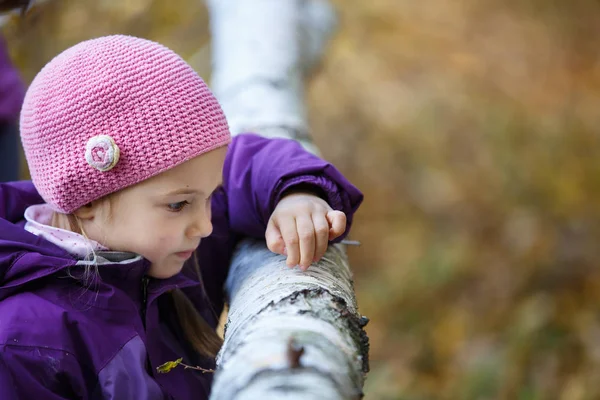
[175,251,194,259]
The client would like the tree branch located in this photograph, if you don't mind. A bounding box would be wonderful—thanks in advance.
[207,1,369,399]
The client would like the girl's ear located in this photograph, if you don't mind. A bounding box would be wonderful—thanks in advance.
[72,202,99,221]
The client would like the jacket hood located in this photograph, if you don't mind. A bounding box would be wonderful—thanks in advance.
[0,181,78,301]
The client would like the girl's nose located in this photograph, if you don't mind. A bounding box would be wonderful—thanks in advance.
[187,212,213,239]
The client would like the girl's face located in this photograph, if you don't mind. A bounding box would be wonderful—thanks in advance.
[78,147,227,279]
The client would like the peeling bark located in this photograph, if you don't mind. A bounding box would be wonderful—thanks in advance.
[207,1,369,399]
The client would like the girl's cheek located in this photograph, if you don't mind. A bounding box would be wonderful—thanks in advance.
[155,235,176,250]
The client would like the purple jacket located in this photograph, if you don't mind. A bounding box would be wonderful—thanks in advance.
[0,36,25,123]
[0,133,363,399]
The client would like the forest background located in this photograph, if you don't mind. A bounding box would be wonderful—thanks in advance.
[4,1,600,399]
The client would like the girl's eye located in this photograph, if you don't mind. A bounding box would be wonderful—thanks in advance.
[167,201,189,212]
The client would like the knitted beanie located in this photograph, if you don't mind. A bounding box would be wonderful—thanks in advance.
[20,35,231,213]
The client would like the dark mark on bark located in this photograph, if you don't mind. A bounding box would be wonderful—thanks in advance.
[287,338,305,368]
[290,288,371,374]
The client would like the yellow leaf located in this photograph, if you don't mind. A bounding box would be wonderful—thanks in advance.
[156,358,183,374]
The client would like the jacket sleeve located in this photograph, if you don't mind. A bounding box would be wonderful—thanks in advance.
[222,133,364,241]
[0,345,86,400]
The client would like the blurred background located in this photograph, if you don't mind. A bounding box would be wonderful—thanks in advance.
[3,0,600,399]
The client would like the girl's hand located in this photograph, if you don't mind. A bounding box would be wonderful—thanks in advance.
[266,192,347,271]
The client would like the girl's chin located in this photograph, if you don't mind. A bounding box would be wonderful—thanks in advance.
[147,261,185,279]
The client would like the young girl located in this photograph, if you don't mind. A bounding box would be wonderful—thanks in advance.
[0,35,362,399]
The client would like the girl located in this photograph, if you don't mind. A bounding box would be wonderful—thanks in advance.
[0,35,362,399]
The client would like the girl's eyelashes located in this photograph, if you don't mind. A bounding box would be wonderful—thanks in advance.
[167,200,190,212]
[166,185,221,211]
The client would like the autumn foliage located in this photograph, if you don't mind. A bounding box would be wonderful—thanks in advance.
[4,0,600,398]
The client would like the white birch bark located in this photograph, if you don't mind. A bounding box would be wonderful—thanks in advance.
[207,0,369,399]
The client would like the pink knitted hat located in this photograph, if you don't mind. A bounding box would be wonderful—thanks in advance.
[20,35,231,213]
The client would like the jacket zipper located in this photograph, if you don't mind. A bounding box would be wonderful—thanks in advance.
[140,276,153,374]
[141,276,149,330]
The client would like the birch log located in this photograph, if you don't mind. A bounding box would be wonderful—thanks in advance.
[207,1,369,399]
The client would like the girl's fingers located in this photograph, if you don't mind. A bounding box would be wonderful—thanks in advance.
[312,213,330,262]
[265,218,285,255]
[296,215,315,270]
[278,216,300,267]
[327,211,347,240]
